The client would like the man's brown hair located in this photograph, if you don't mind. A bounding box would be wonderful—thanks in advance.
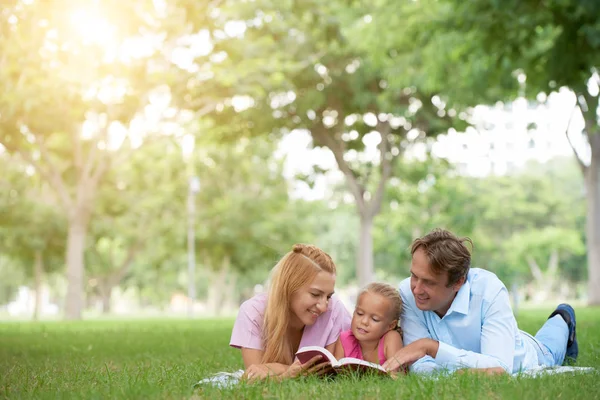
[411,228,473,286]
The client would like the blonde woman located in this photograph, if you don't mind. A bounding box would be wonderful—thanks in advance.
[230,244,351,381]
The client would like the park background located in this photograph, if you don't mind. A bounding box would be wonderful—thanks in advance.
[1,1,600,398]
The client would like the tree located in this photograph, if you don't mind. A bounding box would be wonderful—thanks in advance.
[85,139,187,313]
[501,227,585,302]
[374,157,478,280]
[468,158,586,295]
[412,0,600,303]
[0,0,169,318]
[0,153,65,319]
[176,0,467,284]
[192,136,309,313]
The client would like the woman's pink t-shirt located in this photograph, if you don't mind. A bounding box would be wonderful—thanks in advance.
[230,293,351,351]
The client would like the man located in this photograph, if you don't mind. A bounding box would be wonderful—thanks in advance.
[383,228,578,374]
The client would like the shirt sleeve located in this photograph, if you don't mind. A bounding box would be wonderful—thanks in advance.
[399,282,442,374]
[229,298,264,350]
[434,287,515,372]
[324,296,352,346]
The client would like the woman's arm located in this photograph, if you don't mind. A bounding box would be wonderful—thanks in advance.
[241,348,290,379]
[384,330,404,361]
[241,348,263,369]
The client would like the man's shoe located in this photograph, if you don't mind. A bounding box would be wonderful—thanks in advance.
[548,303,578,364]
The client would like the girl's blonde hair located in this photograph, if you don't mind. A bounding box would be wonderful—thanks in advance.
[359,282,403,333]
[262,244,336,364]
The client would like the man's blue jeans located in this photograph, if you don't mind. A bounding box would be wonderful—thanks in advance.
[532,315,569,366]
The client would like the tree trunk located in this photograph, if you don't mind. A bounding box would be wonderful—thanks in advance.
[101,290,112,314]
[98,280,112,314]
[585,156,600,305]
[312,124,394,286]
[33,250,44,321]
[358,216,374,285]
[208,258,229,316]
[571,90,600,305]
[223,255,238,312]
[64,212,89,320]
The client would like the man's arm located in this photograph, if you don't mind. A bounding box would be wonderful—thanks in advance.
[434,287,516,372]
[394,282,441,374]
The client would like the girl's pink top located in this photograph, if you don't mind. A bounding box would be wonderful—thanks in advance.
[339,329,388,365]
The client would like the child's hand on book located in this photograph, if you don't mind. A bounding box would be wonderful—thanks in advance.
[282,355,331,378]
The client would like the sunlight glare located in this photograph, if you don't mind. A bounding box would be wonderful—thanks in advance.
[181,134,195,160]
[69,8,117,48]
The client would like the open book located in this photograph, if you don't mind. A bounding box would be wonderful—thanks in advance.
[295,346,388,376]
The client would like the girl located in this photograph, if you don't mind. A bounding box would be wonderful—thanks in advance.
[230,244,351,381]
[333,282,403,366]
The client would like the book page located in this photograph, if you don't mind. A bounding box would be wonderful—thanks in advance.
[337,357,386,372]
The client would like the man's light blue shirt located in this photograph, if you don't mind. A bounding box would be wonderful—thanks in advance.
[400,268,541,374]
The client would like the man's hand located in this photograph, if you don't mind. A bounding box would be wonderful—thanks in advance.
[383,339,439,372]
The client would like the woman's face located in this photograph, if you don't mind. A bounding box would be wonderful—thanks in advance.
[289,271,336,329]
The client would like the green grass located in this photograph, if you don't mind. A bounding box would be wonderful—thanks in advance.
[1,308,599,399]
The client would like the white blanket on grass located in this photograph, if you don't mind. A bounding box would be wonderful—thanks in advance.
[515,366,595,377]
[194,370,245,389]
[194,366,596,389]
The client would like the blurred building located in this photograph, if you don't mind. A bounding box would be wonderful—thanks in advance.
[432,91,588,177]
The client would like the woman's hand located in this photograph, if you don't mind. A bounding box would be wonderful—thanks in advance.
[243,364,273,382]
[281,355,331,379]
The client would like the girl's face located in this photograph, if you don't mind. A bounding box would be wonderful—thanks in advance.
[351,292,397,343]
[289,271,336,329]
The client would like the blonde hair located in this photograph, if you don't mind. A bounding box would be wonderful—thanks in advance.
[359,282,403,333]
[262,244,336,364]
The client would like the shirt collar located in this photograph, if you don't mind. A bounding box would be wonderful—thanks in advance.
[446,278,470,316]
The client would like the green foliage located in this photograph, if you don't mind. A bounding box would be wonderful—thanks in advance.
[85,139,188,305]
[369,156,586,286]
[431,0,600,96]
[0,0,593,310]
[469,158,586,284]
[193,137,307,279]
[0,153,65,278]
[168,0,473,211]
[169,0,476,285]
[502,227,585,273]
[374,158,478,279]
[0,257,26,304]
[305,203,360,285]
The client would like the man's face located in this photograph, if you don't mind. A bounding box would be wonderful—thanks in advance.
[410,247,464,317]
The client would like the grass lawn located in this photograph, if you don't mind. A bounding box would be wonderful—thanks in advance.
[1,308,599,399]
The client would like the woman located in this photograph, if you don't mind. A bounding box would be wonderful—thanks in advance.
[230,244,351,381]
